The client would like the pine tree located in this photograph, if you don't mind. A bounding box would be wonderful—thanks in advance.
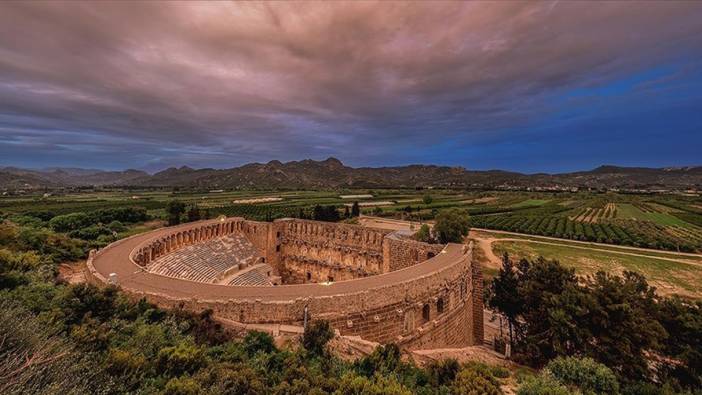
[351,201,360,217]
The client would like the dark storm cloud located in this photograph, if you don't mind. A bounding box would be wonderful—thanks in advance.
[1,1,701,170]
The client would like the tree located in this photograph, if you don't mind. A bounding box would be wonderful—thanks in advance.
[450,363,504,395]
[582,271,666,382]
[487,253,521,347]
[302,320,334,356]
[49,213,91,232]
[351,201,360,217]
[433,209,470,243]
[312,205,340,222]
[488,256,670,382]
[166,201,186,226]
[415,224,434,243]
[242,330,276,356]
[186,205,201,222]
[426,358,460,387]
[517,375,570,395]
[546,356,619,394]
[156,340,205,376]
[422,194,433,205]
[657,297,702,390]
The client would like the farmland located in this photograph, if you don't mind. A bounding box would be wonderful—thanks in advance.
[477,232,702,298]
[2,188,702,254]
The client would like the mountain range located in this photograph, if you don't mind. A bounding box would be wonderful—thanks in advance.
[1,158,701,190]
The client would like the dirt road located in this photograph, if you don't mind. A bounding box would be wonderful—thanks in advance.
[471,231,702,271]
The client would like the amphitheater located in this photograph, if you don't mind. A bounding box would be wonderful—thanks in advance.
[87,217,484,350]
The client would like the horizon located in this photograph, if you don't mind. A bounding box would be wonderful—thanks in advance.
[2,1,702,173]
[4,156,702,177]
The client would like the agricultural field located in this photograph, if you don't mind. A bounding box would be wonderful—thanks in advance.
[485,235,702,298]
[2,188,702,253]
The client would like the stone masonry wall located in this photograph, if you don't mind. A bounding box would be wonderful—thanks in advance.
[88,218,484,350]
[275,219,390,283]
[382,235,446,272]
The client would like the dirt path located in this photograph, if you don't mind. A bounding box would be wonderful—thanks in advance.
[472,233,702,269]
[58,261,86,284]
[471,227,702,259]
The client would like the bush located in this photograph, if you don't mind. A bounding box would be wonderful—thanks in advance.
[433,209,470,243]
[517,375,571,395]
[107,220,126,233]
[546,356,619,394]
[415,224,434,243]
[302,320,334,356]
[206,364,266,394]
[336,372,413,395]
[163,377,202,395]
[68,224,112,240]
[357,344,404,377]
[243,330,276,356]
[49,212,91,232]
[451,362,504,395]
[157,341,206,376]
[426,358,460,386]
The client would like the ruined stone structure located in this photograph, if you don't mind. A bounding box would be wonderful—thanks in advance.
[88,217,483,350]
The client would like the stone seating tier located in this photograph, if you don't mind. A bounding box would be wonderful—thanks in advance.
[146,233,259,283]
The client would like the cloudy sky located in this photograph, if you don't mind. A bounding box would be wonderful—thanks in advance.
[1,1,701,173]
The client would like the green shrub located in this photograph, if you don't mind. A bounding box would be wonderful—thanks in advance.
[426,358,460,386]
[243,330,276,356]
[335,372,413,395]
[49,212,91,232]
[107,220,126,232]
[451,362,504,395]
[105,348,147,375]
[302,320,334,356]
[157,341,206,376]
[163,377,202,395]
[69,224,112,240]
[415,224,434,243]
[357,343,403,377]
[517,375,571,395]
[546,356,619,394]
[434,209,470,243]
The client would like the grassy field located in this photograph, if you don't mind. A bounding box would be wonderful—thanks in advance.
[2,188,702,252]
[492,239,702,298]
[615,203,692,227]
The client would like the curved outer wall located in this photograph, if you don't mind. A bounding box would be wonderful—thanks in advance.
[87,218,483,350]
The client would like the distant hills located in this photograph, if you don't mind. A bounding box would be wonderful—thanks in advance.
[1,158,701,190]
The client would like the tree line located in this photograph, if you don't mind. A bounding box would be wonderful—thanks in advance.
[488,253,702,393]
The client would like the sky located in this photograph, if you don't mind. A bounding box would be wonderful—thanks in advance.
[1,1,701,174]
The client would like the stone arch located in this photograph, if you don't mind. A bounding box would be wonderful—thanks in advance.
[422,304,431,323]
[437,297,445,314]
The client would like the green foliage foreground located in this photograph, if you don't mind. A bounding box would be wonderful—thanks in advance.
[0,219,513,394]
[489,254,702,393]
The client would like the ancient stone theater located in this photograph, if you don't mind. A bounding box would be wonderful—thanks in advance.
[87,217,483,350]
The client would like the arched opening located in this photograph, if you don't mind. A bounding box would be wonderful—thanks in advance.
[422,304,430,323]
[306,272,312,281]
[437,297,444,314]
[427,252,435,259]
